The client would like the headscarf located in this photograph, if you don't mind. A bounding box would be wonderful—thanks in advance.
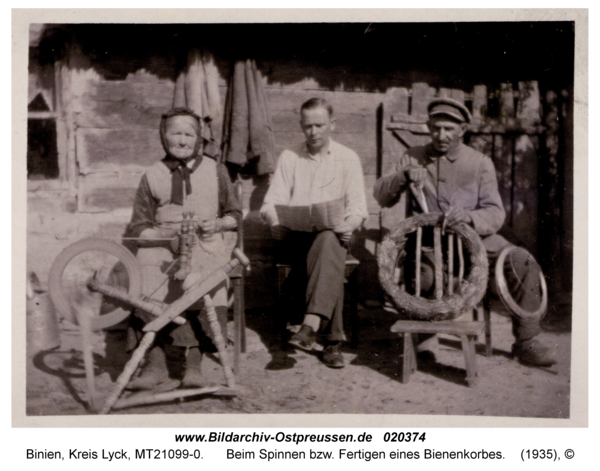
[159,108,203,205]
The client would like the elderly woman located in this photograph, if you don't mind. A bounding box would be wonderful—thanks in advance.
[125,107,241,391]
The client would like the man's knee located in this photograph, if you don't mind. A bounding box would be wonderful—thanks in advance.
[312,230,342,252]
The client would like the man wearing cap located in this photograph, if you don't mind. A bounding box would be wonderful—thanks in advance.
[373,97,556,367]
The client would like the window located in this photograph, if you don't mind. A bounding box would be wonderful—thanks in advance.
[27,45,67,190]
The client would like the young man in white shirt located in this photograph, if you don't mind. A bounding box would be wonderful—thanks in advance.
[261,98,368,368]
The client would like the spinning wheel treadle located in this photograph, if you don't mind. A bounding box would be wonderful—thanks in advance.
[378,213,489,321]
[48,238,142,331]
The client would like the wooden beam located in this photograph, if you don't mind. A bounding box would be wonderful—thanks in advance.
[471,85,488,123]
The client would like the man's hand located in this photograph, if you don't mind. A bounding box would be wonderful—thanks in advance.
[403,165,428,188]
[271,224,290,241]
[332,221,353,243]
[444,206,472,227]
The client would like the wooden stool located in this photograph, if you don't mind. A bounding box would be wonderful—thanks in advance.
[390,320,485,387]
[277,254,360,348]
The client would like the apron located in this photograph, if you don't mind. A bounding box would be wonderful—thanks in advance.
[135,158,234,347]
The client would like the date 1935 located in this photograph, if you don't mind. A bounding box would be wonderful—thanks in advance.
[521,449,558,461]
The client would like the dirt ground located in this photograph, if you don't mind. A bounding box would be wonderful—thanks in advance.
[25,299,572,419]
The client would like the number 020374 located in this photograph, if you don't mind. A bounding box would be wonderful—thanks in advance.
[383,432,426,443]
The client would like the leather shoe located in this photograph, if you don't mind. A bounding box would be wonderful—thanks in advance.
[512,338,557,367]
[289,324,317,351]
[322,342,345,369]
[182,348,206,388]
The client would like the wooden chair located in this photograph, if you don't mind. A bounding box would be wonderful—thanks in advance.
[277,254,360,348]
[230,180,247,372]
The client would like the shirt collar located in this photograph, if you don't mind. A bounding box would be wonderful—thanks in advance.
[304,138,333,161]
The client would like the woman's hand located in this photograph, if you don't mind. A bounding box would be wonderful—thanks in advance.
[139,227,178,240]
[197,218,218,237]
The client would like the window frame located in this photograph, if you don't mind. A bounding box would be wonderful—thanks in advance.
[27,56,71,193]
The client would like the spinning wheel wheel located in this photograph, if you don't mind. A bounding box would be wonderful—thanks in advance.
[48,238,142,331]
[495,245,548,321]
[378,213,489,321]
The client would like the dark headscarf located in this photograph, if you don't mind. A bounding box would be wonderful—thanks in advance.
[159,108,203,205]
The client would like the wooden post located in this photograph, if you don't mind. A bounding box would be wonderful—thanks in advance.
[381,87,410,232]
[457,236,464,285]
[449,89,465,104]
[541,90,562,292]
[461,335,478,387]
[560,89,574,294]
[112,386,222,410]
[100,331,157,415]
[203,295,235,389]
[402,333,416,384]
[493,134,513,226]
[77,309,97,413]
[512,82,540,257]
[415,227,422,297]
[499,83,515,126]
[411,83,435,118]
[433,227,443,300]
[447,233,454,295]
[517,81,541,128]
[471,85,488,124]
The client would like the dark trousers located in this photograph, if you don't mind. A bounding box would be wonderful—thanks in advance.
[280,230,348,342]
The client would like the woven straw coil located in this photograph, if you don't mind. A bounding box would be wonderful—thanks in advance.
[378,214,488,321]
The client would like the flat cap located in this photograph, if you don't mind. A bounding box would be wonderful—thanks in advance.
[427,97,472,124]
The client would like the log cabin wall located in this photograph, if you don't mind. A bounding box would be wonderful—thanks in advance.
[26,23,575,309]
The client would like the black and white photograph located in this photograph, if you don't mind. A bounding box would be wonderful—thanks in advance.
[13,8,586,428]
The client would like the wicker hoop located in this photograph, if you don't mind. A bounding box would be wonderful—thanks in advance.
[378,213,488,321]
[494,245,548,321]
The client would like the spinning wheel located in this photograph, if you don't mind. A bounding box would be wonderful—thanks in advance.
[48,238,142,331]
[495,245,548,321]
[378,213,489,321]
[47,236,250,414]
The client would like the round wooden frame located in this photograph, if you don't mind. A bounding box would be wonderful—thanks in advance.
[494,245,548,321]
[48,238,142,331]
[378,214,489,321]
